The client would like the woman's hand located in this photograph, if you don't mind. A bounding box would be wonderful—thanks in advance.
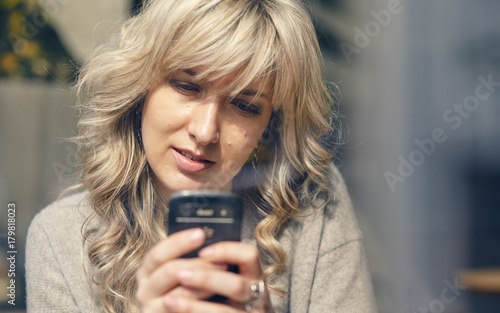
[136,228,218,312]
[164,241,272,313]
[135,228,273,312]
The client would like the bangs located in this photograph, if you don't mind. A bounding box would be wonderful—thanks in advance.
[157,0,286,109]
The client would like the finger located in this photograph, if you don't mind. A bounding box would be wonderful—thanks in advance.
[198,242,262,278]
[168,263,228,300]
[136,258,221,304]
[163,295,242,313]
[137,295,169,313]
[168,262,229,300]
[169,285,212,300]
[137,228,205,280]
[176,268,260,303]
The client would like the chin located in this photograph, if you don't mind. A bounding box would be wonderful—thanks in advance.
[159,175,227,195]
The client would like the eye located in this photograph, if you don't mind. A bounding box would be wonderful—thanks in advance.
[170,79,201,94]
[231,99,262,116]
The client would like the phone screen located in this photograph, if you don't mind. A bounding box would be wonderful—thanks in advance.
[167,190,243,258]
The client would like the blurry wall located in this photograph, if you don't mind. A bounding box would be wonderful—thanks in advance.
[0,0,131,310]
[312,0,500,312]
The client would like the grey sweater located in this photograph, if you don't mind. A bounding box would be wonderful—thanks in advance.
[26,165,377,312]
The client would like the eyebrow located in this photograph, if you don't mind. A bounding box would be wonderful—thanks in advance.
[181,69,270,101]
[182,69,197,76]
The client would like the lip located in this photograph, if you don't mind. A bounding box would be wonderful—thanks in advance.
[172,147,215,173]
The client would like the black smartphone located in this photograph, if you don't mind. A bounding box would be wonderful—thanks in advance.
[167,190,243,258]
[168,190,243,303]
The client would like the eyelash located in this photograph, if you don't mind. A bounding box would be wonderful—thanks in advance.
[231,99,262,116]
[170,79,262,116]
[170,79,201,93]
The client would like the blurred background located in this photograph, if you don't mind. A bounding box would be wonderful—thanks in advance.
[0,0,499,312]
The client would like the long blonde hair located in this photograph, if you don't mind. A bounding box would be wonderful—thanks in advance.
[75,0,337,312]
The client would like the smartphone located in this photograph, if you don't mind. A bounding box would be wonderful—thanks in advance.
[168,190,243,302]
[167,190,243,258]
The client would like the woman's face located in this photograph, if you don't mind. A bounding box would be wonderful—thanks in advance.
[141,69,273,201]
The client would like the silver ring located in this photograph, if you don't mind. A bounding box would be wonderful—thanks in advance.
[244,280,265,312]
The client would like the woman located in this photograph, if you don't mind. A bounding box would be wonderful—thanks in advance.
[26,0,376,312]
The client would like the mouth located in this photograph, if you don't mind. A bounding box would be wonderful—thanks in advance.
[172,147,215,173]
[176,149,214,163]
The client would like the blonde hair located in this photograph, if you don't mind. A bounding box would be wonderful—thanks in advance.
[75,0,338,312]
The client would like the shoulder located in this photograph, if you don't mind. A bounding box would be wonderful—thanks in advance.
[297,163,363,254]
[27,191,94,246]
[325,162,363,240]
[26,191,106,312]
[32,191,90,222]
[279,164,374,311]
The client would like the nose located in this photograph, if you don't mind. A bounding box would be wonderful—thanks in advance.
[187,97,221,145]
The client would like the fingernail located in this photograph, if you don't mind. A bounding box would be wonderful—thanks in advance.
[178,269,193,280]
[199,247,213,257]
[190,228,204,242]
[214,263,227,271]
[164,295,178,309]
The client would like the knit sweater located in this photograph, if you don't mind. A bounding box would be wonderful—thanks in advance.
[26,165,377,312]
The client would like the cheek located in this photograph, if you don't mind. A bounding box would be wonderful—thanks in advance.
[142,104,185,143]
[142,117,171,141]
[240,129,261,148]
[141,115,164,153]
[231,131,260,161]
[240,131,255,147]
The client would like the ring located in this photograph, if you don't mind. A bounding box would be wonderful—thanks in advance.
[244,280,265,312]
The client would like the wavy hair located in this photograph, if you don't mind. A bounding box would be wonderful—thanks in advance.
[75,0,338,312]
